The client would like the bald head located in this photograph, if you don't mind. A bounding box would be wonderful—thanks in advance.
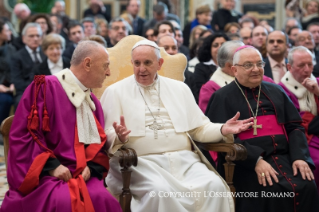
[14,3,31,20]
[266,30,288,60]
[157,35,178,55]
[296,30,315,51]
[71,40,107,66]
[71,40,110,88]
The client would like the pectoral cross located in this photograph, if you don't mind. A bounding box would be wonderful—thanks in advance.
[149,120,161,139]
[252,118,262,135]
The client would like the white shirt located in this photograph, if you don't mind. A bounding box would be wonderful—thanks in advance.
[48,57,63,75]
[25,46,42,63]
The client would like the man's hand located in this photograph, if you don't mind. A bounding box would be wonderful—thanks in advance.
[302,78,319,96]
[49,165,72,182]
[293,160,314,181]
[221,112,254,135]
[113,115,131,143]
[255,159,279,187]
[81,166,91,181]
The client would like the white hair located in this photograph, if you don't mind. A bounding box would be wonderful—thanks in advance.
[287,46,314,65]
[233,47,262,65]
[22,23,42,36]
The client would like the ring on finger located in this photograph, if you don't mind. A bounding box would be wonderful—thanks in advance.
[261,172,265,177]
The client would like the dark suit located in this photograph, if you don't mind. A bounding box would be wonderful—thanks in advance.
[63,44,76,60]
[263,57,288,80]
[34,57,71,76]
[193,63,217,103]
[10,47,45,109]
[132,16,145,36]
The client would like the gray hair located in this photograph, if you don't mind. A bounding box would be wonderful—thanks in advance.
[287,46,314,65]
[233,46,262,65]
[22,23,42,36]
[218,40,244,68]
[131,45,162,60]
[108,17,127,29]
[284,18,302,30]
[71,40,105,66]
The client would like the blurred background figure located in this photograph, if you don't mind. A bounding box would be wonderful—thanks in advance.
[83,0,111,22]
[33,33,70,76]
[81,17,97,37]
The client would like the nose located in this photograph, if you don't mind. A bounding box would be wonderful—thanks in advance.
[105,67,110,76]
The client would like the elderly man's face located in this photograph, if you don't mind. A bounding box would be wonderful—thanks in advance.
[23,26,42,51]
[251,26,267,49]
[289,28,301,42]
[287,51,313,83]
[158,36,178,55]
[131,45,164,86]
[108,21,128,45]
[266,31,287,58]
[296,31,315,51]
[233,48,264,88]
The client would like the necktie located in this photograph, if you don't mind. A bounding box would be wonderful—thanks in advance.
[33,50,40,64]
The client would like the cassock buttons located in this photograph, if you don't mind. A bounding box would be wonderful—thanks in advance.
[294,184,297,187]
[296,193,299,196]
[72,92,75,97]
[296,202,299,205]
[62,74,65,80]
[279,165,283,168]
[295,86,298,90]
[275,157,278,160]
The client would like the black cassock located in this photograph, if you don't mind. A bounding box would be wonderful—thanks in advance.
[205,80,319,212]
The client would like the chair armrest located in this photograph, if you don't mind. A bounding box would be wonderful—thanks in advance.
[195,142,247,162]
[117,147,138,212]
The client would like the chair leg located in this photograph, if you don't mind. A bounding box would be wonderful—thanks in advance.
[120,168,132,212]
[223,161,236,203]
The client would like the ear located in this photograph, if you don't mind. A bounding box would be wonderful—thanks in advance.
[231,65,237,76]
[286,63,291,71]
[83,57,91,71]
[157,58,164,70]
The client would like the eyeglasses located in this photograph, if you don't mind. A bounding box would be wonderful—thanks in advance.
[234,61,265,70]
[112,26,126,31]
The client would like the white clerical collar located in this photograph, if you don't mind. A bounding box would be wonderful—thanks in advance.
[210,67,234,87]
[135,74,159,89]
[68,69,88,91]
[48,57,63,69]
[281,71,316,98]
[25,45,40,54]
[203,59,217,66]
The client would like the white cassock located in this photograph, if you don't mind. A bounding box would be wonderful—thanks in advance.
[101,75,235,212]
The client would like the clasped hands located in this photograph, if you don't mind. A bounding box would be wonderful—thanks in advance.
[49,165,91,182]
[255,159,314,187]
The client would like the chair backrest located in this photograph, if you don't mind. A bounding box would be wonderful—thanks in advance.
[92,35,187,99]
[0,115,14,168]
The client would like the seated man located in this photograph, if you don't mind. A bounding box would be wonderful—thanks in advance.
[1,41,121,212]
[199,40,274,114]
[205,45,319,212]
[279,46,319,193]
[101,40,254,212]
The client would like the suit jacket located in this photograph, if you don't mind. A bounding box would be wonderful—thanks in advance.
[263,57,288,80]
[133,16,145,36]
[10,47,46,97]
[62,44,76,60]
[34,57,71,76]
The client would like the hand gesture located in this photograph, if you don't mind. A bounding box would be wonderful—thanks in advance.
[255,159,279,186]
[293,160,314,181]
[49,165,72,182]
[81,166,91,181]
[221,112,254,135]
[113,115,131,143]
[302,78,319,96]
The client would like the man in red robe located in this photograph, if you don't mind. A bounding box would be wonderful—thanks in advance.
[1,41,121,212]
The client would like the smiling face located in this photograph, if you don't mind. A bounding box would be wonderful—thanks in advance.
[233,48,264,88]
[45,43,62,63]
[131,45,164,86]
